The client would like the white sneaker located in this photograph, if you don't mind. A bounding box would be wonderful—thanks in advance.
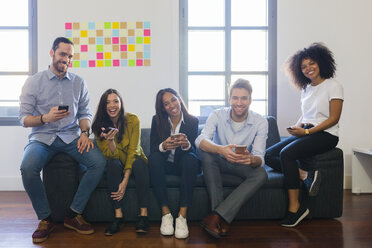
[160,213,174,236]
[175,215,189,239]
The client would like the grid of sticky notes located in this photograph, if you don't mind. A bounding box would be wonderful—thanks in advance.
[65,21,151,68]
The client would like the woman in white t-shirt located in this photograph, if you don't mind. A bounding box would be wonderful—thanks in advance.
[265,43,344,227]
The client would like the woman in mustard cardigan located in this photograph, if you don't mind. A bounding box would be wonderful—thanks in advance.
[92,89,150,235]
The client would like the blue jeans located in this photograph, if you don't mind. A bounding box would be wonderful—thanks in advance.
[20,136,106,220]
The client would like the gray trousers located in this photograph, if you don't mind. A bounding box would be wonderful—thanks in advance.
[202,151,268,223]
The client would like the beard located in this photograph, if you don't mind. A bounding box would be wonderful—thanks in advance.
[52,56,69,74]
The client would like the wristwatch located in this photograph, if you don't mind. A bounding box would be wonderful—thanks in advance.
[81,130,90,137]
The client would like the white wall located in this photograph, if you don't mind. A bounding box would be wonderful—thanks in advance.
[277,0,372,188]
[0,0,179,190]
[1,0,371,190]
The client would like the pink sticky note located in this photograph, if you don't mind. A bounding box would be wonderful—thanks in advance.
[81,45,88,52]
[144,29,151,36]
[97,53,104,59]
[65,23,72,29]
[89,60,96,67]
[112,37,119,44]
[120,45,127,51]
[69,63,73,67]
[113,60,120,67]
[136,60,143,66]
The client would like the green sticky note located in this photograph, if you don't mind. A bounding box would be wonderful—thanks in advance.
[128,60,135,67]
[96,45,103,52]
[73,61,80,67]
[104,22,111,29]
[136,37,143,44]
[105,60,112,67]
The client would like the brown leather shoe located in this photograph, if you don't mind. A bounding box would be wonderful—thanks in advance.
[64,215,94,234]
[32,220,55,243]
[220,218,230,236]
[201,214,221,238]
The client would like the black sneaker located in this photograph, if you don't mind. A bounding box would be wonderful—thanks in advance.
[304,170,322,196]
[280,204,309,227]
[104,217,124,236]
[136,216,149,233]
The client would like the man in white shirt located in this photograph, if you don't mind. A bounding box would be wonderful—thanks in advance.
[195,79,268,238]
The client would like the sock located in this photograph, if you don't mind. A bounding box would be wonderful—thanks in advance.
[66,208,78,219]
[43,215,53,222]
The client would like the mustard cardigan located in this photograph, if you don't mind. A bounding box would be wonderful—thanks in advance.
[95,113,148,170]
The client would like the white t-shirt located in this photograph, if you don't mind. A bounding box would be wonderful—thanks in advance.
[301,79,344,137]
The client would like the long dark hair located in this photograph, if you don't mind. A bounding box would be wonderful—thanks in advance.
[92,89,126,143]
[285,42,336,89]
[155,88,189,140]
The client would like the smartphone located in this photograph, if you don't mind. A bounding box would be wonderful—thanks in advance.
[287,126,294,130]
[58,105,69,111]
[170,134,182,140]
[235,145,247,154]
[103,127,115,133]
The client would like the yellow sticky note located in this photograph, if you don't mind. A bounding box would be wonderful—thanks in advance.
[127,22,135,29]
[144,37,151,44]
[104,45,111,52]
[97,60,104,67]
[80,37,88,45]
[88,45,96,52]
[104,52,112,59]
[72,30,80,37]
[112,22,119,29]
[80,30,88,38]
[88,30,96,37]
[136,44,143,52]
[96,22,104,29]
[112,52,120,59]
[128,45,135,51]
[119,29,128,37]
[104,29,111,37]
[128,52,136,59]
[80,22,88,30]
[136,29,143,37]
[80,53,88,60]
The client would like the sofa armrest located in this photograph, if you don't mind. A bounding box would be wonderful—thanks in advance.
[300,147,344,171]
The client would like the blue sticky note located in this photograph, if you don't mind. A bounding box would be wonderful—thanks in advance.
[65,30,72,38]
[120,59,128,67]
[144,44,151,52]
[80,60,88,68]
[144,52,151,59]
[97,37,104,45]
[112,29,119,37]
[88,22,95,30]
[128,37,135,44]
[144,22,150,28]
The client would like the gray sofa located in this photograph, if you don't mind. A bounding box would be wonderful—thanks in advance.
[43,116,344,222]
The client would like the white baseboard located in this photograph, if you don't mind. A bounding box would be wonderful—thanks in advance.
[0,177,25,191]
[344,175,352,189]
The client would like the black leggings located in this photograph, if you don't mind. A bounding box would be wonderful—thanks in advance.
[106,158,150,209]
[265,131,338,189]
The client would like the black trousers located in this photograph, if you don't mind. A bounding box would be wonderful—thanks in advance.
[148,151,199,208]
[265,131,338,189]
[106,158,150,209]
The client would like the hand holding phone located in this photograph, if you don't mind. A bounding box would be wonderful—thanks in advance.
[235,145,247,154]
[58,105,69,112]
[287,126,294,130]
[103,127,115,133]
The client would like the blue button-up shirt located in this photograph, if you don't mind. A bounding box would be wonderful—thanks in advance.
[19,68,92,145]
[195,108,268,166]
